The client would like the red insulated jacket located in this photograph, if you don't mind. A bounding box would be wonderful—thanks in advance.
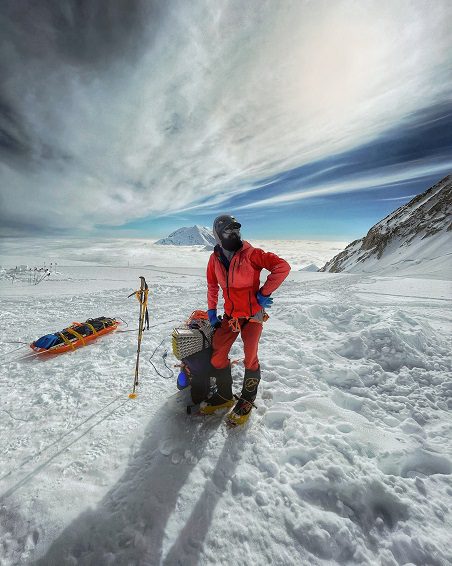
[207,241,291,318]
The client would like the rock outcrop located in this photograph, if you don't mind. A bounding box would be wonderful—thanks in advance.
[320,175,452,273]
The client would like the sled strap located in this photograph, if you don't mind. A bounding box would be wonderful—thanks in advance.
[66,328,86,345]
[84,322,97,335]
[58,332,75,349]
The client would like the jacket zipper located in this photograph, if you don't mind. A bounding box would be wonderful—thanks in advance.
[225,261,234,316]
[220,250,242,317]
[230,257,237,285]
[248,290,252,317]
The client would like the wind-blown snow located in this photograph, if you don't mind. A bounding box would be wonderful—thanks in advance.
[0,243,451,565]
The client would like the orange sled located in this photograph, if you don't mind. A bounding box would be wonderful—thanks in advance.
[30,317,120,355]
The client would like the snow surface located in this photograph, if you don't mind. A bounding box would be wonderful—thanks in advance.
[299,263,320,272]
[0,241,451,565]
[335,230,452,278]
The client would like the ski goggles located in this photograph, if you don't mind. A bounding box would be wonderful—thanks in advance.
[222,226,241,237]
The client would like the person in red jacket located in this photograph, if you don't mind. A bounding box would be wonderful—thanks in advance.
[201,214,291,425]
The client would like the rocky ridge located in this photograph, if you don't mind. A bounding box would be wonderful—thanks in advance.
[320,175,452,273]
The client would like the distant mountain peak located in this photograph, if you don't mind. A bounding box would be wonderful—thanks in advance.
[320,175,452,275]
[155,225,216,247]
[299,263,319,272]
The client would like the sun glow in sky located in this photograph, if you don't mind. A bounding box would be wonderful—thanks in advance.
[0,0,451,239]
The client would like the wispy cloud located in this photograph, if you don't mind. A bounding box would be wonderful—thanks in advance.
[378,195,416,201]
[1,1,451,234]
[235,161,452,210]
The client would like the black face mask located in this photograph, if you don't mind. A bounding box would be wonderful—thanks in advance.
[220,232,242,252]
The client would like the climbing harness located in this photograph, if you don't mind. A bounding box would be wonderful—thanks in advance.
[227,310,269,333]
[228,317,241,333]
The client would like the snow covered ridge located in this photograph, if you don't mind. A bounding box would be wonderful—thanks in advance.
[320,175,452,276]
[155,225,216,247]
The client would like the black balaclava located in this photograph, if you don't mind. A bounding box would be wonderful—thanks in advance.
[213,215,243,253]
[221,230,242,252]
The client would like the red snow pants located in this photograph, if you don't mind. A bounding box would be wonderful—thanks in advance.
[211,316,262,371]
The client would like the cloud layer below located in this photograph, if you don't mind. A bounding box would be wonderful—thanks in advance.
[1,0,451,235]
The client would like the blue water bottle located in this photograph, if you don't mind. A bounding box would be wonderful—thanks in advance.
[177,370,189,390]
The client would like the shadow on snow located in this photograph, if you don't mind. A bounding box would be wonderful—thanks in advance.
[35,390,245,565]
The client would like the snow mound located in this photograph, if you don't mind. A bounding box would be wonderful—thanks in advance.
[155,225,216,247]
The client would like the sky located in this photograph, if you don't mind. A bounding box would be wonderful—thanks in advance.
[0,0,451,241]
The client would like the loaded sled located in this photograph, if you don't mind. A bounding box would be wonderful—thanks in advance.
[30,316,120,355]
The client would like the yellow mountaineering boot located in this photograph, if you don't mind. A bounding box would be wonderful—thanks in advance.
[199,365,234,415]
[227,397,254,426]
[226,366,261,427]
[199,395,235,415]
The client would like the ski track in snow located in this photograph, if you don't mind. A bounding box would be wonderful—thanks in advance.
[0,264,451,565]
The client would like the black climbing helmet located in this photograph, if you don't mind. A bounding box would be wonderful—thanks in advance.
[213,214,241,243]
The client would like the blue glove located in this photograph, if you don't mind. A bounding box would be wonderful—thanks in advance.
[207,308,221,328]
[256,291,273,309]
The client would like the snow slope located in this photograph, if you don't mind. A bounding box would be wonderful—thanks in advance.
[0,246,451,565]
[320,175,452,277]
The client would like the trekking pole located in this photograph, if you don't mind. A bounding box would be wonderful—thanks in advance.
[127,276,149,398]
